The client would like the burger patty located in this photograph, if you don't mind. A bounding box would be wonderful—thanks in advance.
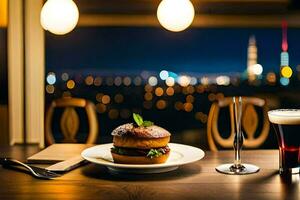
[111,146,170,158]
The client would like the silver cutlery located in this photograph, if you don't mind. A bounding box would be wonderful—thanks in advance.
[0,158,62,179]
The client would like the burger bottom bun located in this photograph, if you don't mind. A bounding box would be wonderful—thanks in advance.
[111,152,170,164]
[113,136,170,149]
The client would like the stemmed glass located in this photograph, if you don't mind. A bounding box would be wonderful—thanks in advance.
[215,96,260,175]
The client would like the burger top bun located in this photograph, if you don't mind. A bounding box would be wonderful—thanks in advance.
[111,123,171,139]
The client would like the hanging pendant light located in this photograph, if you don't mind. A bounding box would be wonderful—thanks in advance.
[40,0,79,35]
[157,0,195,32]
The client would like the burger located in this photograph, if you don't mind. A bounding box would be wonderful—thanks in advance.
[111,113,171,164]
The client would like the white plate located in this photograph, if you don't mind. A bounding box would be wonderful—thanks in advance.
[81,143,205,174]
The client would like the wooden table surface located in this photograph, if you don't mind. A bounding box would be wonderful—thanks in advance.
[0,145,299,200]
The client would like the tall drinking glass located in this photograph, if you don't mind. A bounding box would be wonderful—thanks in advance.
[268,109,300,175]
[216,96,260,175]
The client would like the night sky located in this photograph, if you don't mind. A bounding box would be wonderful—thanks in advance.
[46,27,300,75]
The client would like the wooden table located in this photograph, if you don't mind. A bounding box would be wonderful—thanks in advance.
[0,145,299,200]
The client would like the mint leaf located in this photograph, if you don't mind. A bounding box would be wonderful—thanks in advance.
[143,121,153,127]
[133,113,143,126]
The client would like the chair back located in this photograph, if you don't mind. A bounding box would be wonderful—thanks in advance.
[45,97,98,145]
[207,96,270,151]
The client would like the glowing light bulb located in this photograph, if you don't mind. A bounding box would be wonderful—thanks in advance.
[41,0,79,35]
[157,0,195,32]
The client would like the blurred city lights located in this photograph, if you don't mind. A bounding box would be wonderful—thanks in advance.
[106,77,114,86]
[165,77,175,87]
[200,77,209,85]
[61,72,69,81]
[144,92,153,101]
[216,75,230,86]
[166,87,174,96]
[108,109,119,119]
[183,102,193,112]
[186,95,194,103]
[148,76,158,86]
[46,84,55,94]
[114,94,124,103]
[190,77,197,85]
[96,93,104,102]
[186,86,195,94]
[281,66,293,78]
[155,87,164,96]
[66,80,75,89]
[251,64,263,75]
[156,100,167,109]
[94,77,102,86]
[280,77,290,86]
[123,76,132,86]
[144,84,153,92]
[96,103,106,113]
[174,101,183,111]
[102,95,111,104]
[159,70,169,80]
[133,76,142,86]
[178,75,190,87]
[114,76,122,86]
[85,75,94,85]
[141,71,150,80]
[266,72,276,84]
[46,72,56,85]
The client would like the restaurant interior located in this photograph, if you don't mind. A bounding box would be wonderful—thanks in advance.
[0,0,299,199]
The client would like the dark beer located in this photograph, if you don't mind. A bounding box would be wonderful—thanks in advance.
[268,109,300,174]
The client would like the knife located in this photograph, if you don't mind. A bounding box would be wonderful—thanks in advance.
[46,155,87,172]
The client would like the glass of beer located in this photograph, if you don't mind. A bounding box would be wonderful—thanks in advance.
[268,109,300,175]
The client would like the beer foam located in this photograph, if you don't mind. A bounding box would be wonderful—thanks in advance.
[268,109,300,125]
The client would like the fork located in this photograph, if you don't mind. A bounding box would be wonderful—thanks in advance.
[0,158,62,179]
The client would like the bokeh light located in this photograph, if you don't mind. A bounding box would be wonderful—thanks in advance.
[166,87,174,96]
[216,75,230,86]
[66,80,75,89]
[148,76,158,86]
[108,109,119,119]
[144,92,153,101]
[281,66,293,78]
[251,64,263,75]
[61,72,69,81]
[46,72,56,85]
[46,84,55,94]
[94,77,102,86]
[123,76,132,86]
[156,100,167,109]
[174,101,183,111]
[85,75,94,85]
[133,76,142,86]
[183,102,193,112]
[165,77,175,87]
[102,95,111,104]
[159,70,169,80]
[114,76,122,86]
[114,94,124,103]
[280,77,290,86]
[155,87,164,96]
[96,103,107,113]
[178,75,190,87]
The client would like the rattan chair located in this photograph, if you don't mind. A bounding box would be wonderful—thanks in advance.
[207,96,270,151]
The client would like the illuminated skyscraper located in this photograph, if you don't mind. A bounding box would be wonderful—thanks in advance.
[247,35,257,81]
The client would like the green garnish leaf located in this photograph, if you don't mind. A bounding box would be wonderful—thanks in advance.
[133,113,144,126]
[147,149,162,158]
[142,121,154,127]
[133,113,154,127]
